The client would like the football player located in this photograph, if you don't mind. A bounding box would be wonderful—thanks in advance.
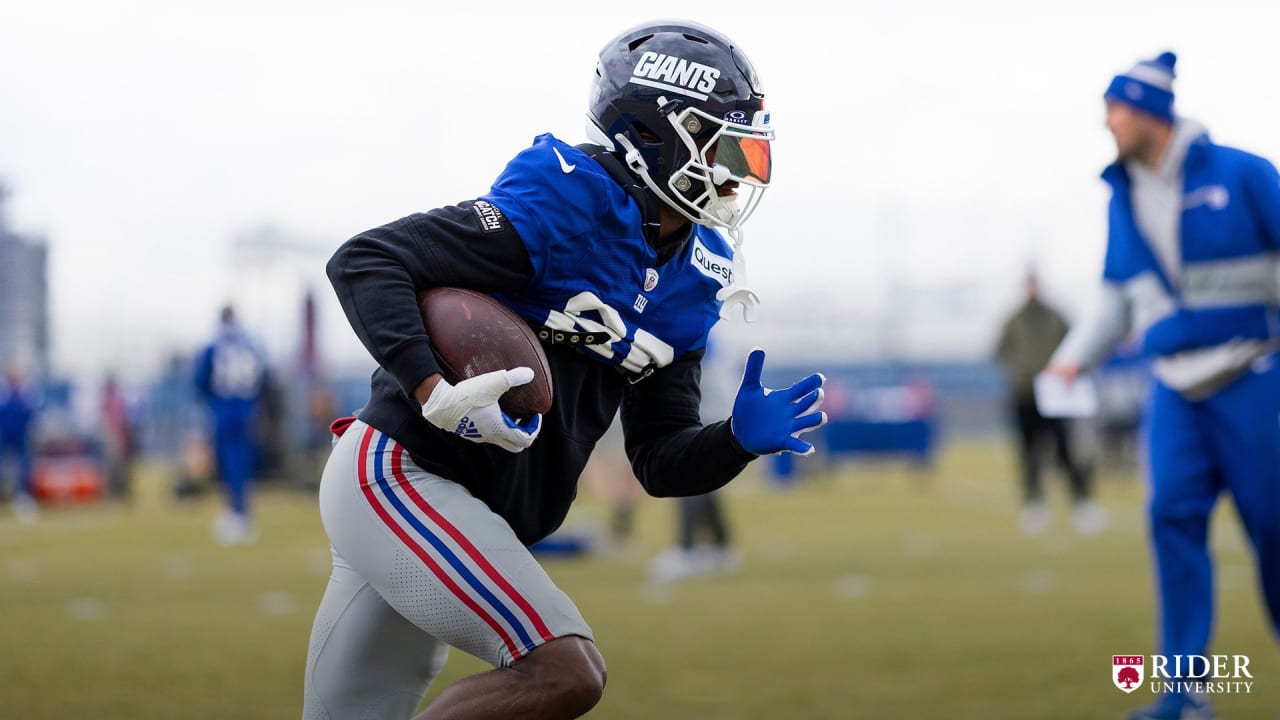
[194,305,267,545]
[303,20,826,720]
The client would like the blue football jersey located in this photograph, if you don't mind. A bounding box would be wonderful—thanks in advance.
[482,133,734,375]
[196,330,266,402]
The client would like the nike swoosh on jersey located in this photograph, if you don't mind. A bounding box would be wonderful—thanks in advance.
[552,147,576,174]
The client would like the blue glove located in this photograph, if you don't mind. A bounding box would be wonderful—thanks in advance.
[730,348,827,456]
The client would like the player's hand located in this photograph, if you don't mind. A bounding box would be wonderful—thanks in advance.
[730,348,827,456]
[1045,363,1081,385]
[420,368,542,453]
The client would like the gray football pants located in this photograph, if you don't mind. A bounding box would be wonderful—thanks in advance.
[301,421,592,719]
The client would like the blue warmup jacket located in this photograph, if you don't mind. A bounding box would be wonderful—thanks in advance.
[1101,133,1280,363]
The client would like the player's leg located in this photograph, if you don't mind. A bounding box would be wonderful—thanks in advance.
[318,421,603,720]
[16,440,34,498]
[303,550,451,719]
[1129,383,1223,720]
[702,491,730,547]
[1013,397,1043,503]
[221,409,254,517]
[1145,382,1221,659]
[211,413,237,507]
[1048,418,1090,501]
[210,409,255,543]
[1,442,38,522]
[1051,418,1106,535]
[413,636,604,720]
[678,494,703,549]
[1012,397,1051,534]
[1206,359,1280,641]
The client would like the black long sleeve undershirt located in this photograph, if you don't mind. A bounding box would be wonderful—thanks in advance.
[327,195,755,546]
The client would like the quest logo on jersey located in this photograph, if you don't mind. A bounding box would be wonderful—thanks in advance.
[630,52,721,100]
[691,238,733,287]
[470,200,506,233]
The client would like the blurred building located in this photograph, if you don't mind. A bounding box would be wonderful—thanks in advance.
[0,185,50,375]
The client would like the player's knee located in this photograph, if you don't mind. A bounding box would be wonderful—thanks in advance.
[568,639,607,711]
[523,636,607,715]
[550,638,606,715]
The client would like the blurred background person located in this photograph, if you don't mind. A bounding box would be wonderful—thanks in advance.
[1049,51,1280,720]
[994,271,1101,536]
[578,435,643,549]
[194,305,267,545]
[648,490,740,583]
[0,362,40,522]
[649,337,743,583]
[99,372,135,501]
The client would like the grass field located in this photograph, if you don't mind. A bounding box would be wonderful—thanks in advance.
[1,441,1276,719]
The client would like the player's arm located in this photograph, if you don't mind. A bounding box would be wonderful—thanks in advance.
[619,349,757,497]
[620,348,825,496]
[1047,282,1131,378]
[326,202,536,401]
[1244,153,1280,250]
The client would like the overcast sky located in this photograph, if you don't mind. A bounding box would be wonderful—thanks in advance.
[2,0,1278,380]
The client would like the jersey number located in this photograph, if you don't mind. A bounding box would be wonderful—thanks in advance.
[212,345,263,399]
[544,291,675,373]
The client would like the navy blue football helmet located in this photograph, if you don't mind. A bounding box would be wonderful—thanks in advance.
[586,20,773,230]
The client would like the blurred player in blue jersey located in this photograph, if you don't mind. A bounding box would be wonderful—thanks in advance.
[302,20,826,720]
[0,363,40,522]
[1049,52,1280,720]
[195,305,267,546]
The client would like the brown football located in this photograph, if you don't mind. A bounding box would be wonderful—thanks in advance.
[417,287,553,420]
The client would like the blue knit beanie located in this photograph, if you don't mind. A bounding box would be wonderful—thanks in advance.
[1104,51,1177,123]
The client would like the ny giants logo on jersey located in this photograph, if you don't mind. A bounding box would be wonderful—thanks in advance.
[630,52,721,100]
[691,238,733,287]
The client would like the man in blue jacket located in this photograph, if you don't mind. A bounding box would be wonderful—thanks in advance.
[1050,52,1280,720]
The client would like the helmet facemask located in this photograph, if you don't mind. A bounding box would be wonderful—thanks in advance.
[664,104,772,230]
[604,99,772,231]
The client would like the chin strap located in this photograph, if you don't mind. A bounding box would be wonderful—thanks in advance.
[716,227,761,322]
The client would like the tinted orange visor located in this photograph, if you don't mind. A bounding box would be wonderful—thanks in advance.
[715,134,772,185]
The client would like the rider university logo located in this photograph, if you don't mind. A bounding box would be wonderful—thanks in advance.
[1113,655,1145,693]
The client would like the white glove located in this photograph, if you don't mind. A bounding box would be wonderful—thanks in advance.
[420,367,542,453]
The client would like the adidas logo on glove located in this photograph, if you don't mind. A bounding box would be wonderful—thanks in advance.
[421,368,543,453]
[453,416,482,440]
